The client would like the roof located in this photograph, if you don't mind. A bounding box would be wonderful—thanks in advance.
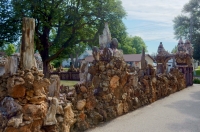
[85,55,93,62]
[123,54,142,62]
[85,54,155,62]
[78,50,93,59]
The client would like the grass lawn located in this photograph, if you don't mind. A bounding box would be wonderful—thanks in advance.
[195,66,200,76]
[53,67,69,71]
[60,80,78,87]
[63,68,69,71]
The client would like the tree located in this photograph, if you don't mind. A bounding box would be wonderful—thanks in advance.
[5,43,16,56]
[120,44,136,54]
[173,0,200,61]
[171,45,178,53]
[1,0,127,77]
[120,36,147,54]
[193,37,200,62]
[0,0,20,46]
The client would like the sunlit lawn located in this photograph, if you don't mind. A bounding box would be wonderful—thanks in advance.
[195,66,200,76]
[60,80,79,87]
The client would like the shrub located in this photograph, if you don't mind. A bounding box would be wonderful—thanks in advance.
[193,78,200,84]
[195,69,200,76]
[5,43,16,56]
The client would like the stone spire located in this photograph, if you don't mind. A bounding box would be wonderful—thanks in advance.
[99,22,112,49]
[141,47,146,70]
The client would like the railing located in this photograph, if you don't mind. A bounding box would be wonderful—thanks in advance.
[50,71,80,80]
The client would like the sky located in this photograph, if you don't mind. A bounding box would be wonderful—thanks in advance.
[121,0,190,54]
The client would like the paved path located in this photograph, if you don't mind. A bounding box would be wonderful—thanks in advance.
[87,84,200,132]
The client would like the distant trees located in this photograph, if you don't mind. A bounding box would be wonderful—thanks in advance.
[171,45,178,53]
[173,0,200,61]
[120,36,147,54]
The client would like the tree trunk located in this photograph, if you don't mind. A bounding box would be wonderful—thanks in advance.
[41,46,50,78]
[74,53,78,68]
[43,61,50,78]
[70,54,74,65]
[19,17,37,70]
[39,26,50,78]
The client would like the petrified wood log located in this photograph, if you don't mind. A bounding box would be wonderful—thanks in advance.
[20,17,37,70]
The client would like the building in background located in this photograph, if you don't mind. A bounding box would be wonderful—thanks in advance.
[85,54,155,68]
[62,50,92,67]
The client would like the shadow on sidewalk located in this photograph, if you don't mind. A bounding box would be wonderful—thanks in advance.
[165,88,200,132]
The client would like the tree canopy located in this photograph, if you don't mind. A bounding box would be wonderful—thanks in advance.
[171,45,178,53]
[119,36,147,54]
[0,0,127,76]
[173,0,200,61]
[0,0,20,46]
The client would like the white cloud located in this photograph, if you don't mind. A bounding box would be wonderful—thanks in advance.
[122,0,189,24]
[121,0,190,52]
[122,0,189,52]
[128,29,175,41]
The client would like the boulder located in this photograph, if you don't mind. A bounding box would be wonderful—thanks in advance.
[7,114,23,128]
[110,75,120,92]
[1,97,22,118]
[62,103,76,132]
[22,103,48,121]
[8,85,26,98]
[44,97,58,126]
[76,99,86,111]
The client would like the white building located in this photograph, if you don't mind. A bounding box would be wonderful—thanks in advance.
[166,58,174,72]
[78,50,92,60]
[85,54,155,68]
[62,58,75,67]
[62,50,92,67]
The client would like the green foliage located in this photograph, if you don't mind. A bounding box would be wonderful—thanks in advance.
[173,0,200,61]
[0,0,20,46]
[193,38,200,61]
[1,0,127,76]
[120,36,147,54]
[51,58,62,68]
[171,45,178,53]
[173,15,190,40]
[60,80,78,87]
[195,69,200,76]
[5,43,16,56]
[193,78,200,84]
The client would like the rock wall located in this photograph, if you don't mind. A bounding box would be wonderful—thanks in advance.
[0,67,50,132]
[0,21,191,132]
[0,56,187,132]
[67,56,186,131]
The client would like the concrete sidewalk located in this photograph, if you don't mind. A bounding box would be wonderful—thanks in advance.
[87,84,200,132]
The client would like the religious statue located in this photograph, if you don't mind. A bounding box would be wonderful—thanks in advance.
[92,46,100,61]
[184,40,193,56]
[177,38,186,53]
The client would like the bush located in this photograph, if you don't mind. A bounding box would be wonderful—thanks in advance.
[5,43,16,56]
[195,69,200,76]
[193,78,200,84]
